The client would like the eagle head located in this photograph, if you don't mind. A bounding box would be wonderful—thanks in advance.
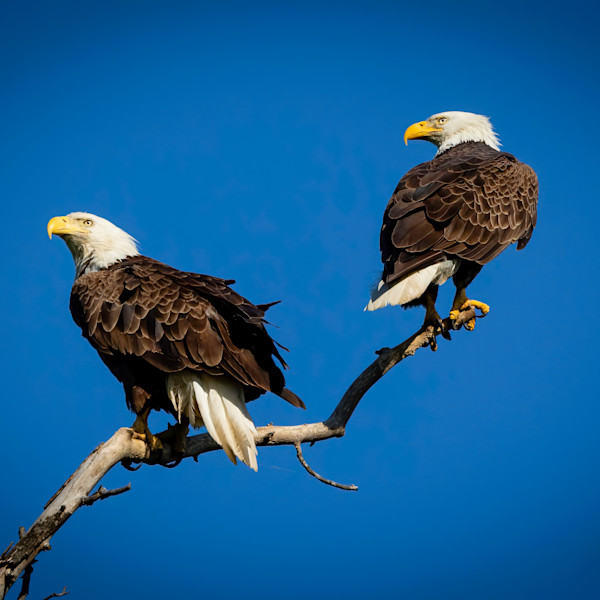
[404,111,500,155]
[47,212,139,278]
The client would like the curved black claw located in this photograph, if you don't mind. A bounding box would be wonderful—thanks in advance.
[121,459,142,471]
[441,317,453,340]
[422,319,439,351]
[423,315,451,346]
[156,422,189,456]
[440,322,452,341]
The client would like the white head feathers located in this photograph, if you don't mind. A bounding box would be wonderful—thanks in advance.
[48,212,139,278]
[407,111,501,155]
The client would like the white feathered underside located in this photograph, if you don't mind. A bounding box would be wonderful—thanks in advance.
[167,371,258,471]
[365,259,460,311]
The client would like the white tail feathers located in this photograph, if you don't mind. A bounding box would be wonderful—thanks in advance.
[365,259,460,311]
[167,371,258,471]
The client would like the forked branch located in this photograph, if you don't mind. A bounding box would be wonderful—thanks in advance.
[0,310,478,599]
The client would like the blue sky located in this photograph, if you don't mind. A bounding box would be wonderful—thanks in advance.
[2,1,599,598]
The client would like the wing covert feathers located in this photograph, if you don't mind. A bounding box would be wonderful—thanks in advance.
[69,255,301,406]
[378,142,538,288]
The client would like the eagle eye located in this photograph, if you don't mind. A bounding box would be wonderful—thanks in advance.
[83,219,94,227]
[437,117,448,125]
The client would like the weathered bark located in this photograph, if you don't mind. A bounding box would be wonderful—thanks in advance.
[0,430,146,599]
[0,310,477,599]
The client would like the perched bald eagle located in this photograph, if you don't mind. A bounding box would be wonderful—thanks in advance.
[48,212,304,470]
[366,111,538,333]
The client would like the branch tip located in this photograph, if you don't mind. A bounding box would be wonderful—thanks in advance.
[42,586,69,600]
[294,442,358,491]
[82,484,131,506]
[0,541,14,561]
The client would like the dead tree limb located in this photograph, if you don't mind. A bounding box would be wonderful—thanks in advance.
[294,442,358,490]
[42,587,69,600]
[0,310,477,599]
[16,562,32,600]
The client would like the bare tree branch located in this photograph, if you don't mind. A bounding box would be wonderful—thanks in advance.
[42,587,69,600]
[0,546,13,564]
[16,563,33,600]
[0,310,478,599]
[81,485,131,506]
[0,429,147,600]
[294,442,358,491]
[160,310,477,465]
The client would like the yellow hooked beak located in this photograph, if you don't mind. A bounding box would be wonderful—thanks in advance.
[47,215,86,239]
[404,120,443,145]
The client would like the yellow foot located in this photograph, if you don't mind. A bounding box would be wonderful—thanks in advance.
[449,299,490,331]
[132,431,163,453]
[463,299,490,315]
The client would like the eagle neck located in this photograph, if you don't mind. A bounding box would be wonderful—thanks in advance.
[434,140,499,159]
[67,238,139,279]
[435,128,500,156]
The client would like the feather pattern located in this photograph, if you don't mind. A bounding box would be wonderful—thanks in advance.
[69,255,304,410]
[52,212,304,471]
[371,141,538,307]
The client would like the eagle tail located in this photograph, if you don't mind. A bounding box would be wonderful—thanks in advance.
[365,260,460,311]
[167,372,258,471]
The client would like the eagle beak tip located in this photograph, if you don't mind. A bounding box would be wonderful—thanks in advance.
[47,216,62,239]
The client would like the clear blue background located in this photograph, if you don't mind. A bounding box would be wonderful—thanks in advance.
[2,1,598,598]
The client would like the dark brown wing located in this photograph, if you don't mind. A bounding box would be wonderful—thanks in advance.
[70,256,304,408]
[380,142,538,285]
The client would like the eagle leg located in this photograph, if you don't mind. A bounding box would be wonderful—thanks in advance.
[156,419,190,455]
[422,284,451,344]
[449,288,490,331]
[131,406,163,453]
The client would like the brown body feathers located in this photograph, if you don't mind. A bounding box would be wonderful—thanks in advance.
[69,255,304,415]
[380,142,538,288]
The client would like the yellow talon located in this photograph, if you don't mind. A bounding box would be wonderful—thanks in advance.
[131,429,163,452]
[449,299,490,332]
[464,318,476,331]
[461,299,490,315]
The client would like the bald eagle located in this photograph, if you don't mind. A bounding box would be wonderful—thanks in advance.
[48,213,304,471]
[366,111,538,333]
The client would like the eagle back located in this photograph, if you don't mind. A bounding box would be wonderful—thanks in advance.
[380,142,538,284]
[69,256,288,396]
